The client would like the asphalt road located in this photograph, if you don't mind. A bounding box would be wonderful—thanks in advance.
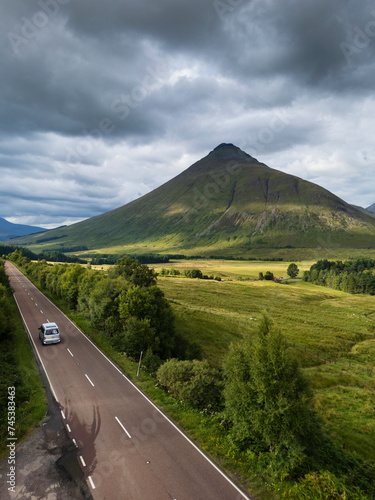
[6,261,252,500]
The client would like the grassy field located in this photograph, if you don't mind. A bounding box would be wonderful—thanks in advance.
[155,270,375,463]
[150,258,314,280]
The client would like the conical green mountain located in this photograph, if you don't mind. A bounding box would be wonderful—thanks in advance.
[9,144,375,256]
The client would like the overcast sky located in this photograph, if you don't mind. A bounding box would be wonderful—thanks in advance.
[1,0,375,229]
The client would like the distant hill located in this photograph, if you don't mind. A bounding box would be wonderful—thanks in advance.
[367,203,375,215]
[0,217,46,242]
[6,144,375,257]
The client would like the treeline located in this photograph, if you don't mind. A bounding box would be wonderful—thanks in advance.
[183,269,222,281]
[208,255,284,262]
[88,253,171,266]
[9,250,200,370]
[159,268,222,281]
[304,258,375,295]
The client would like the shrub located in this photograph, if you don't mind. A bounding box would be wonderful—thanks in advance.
[283,471,365,499]
[264,271,274,280]
[157,359,223,410]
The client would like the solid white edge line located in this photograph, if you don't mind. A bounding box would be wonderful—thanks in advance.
[10,263,251,500]
[85,374,95,387]
[79,455,86,467]
[88,476,96,490]
[115,416,132,439]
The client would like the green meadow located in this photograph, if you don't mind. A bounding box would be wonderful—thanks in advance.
[151,260,375,464]
[151,258,313,280]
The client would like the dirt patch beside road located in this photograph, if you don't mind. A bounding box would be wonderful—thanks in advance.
[0,394,92,500]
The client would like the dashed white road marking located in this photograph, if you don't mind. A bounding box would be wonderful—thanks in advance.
[85,374,95,387]
[115,416,132,439]
[88,476,95,490]
[67,348,74,357]
[66,424,71,433]
[61,410,66,420]
[79,455,86,467]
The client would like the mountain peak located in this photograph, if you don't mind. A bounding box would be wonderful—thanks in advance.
[213,143,238,151]
[0,217,46,241]
[209,143,258,163]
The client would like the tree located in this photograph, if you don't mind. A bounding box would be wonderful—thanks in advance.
[287,263,299,279]
[0,284,14,342]
[114,317,158,359]
[110,256,157,287]
[223,316,321,474]
[118,285,176,358]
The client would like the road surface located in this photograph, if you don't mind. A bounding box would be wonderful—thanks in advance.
[6,261,251,500]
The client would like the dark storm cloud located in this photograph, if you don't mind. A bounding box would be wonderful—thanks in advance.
[1,0,375,226]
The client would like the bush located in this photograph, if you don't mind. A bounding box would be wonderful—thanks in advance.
[264,271,274,280]
[184,269,203,279]
[157,359,223,410]
[283,471,365,499]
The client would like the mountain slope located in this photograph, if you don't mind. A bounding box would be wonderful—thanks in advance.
[0,217,46,242]
[7,144,375,256]
[367,203,375,215]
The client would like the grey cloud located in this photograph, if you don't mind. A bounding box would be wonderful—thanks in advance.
[1,0,374,226]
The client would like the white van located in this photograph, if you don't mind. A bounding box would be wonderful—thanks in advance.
[38,322,61,345]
